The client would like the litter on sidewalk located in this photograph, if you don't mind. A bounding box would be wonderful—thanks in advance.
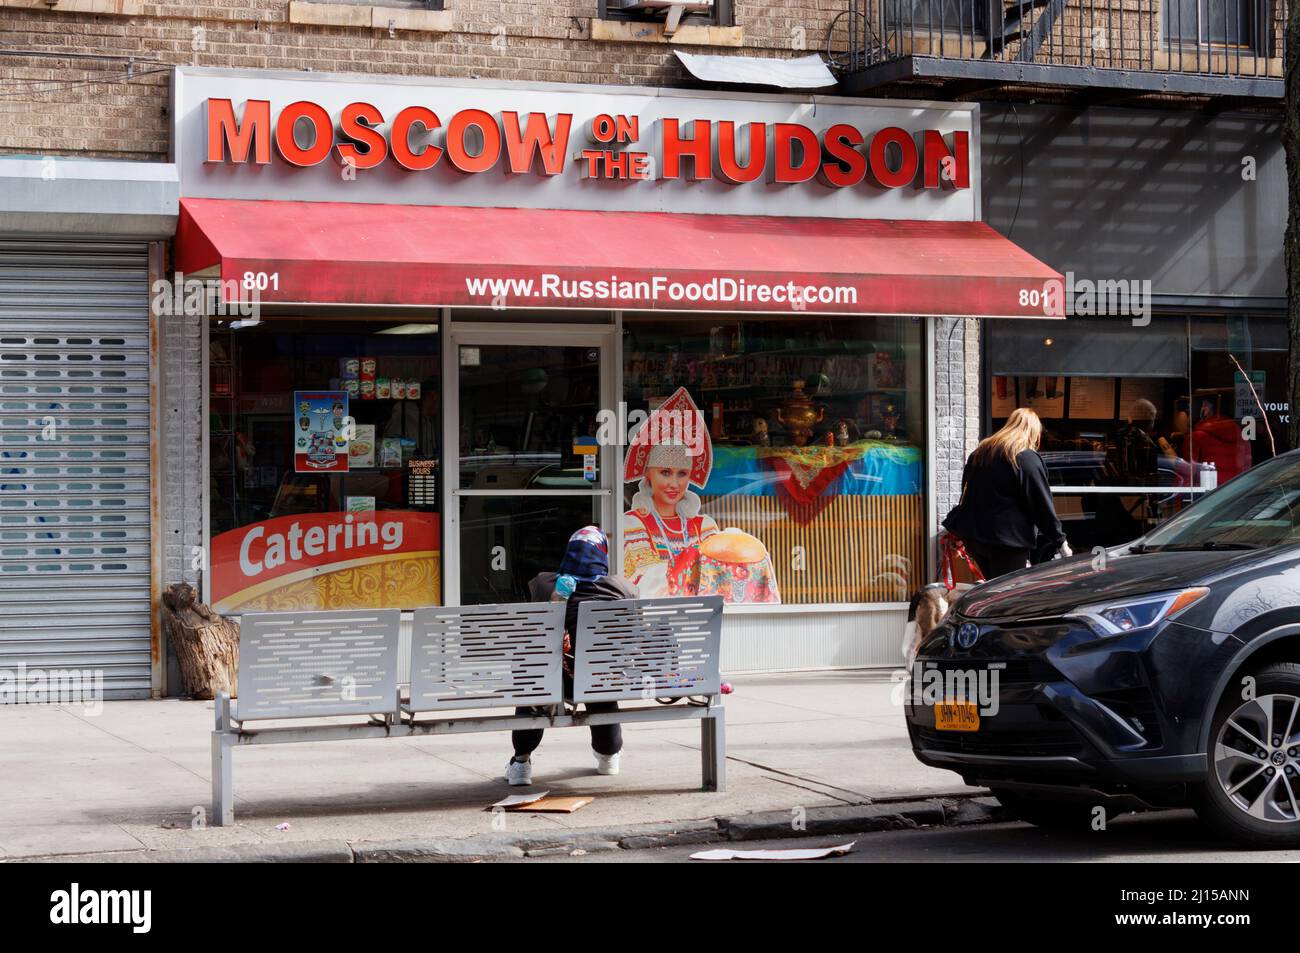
[489,792,550,810]
[507,796,593,814]
[487,791,595,813]
[690,842,856,861]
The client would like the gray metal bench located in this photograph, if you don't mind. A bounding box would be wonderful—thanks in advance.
[211,596,725,826]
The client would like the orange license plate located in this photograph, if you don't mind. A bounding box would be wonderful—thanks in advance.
[934,701,980,732]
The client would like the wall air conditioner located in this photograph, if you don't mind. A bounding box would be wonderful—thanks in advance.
[612,0,715,37]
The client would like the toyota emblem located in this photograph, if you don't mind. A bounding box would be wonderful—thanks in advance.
[955,623,980,650]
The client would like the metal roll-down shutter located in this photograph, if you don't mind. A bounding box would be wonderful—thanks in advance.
[0,241,153,699]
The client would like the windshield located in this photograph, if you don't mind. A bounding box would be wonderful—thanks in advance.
[1141,454,1300,552]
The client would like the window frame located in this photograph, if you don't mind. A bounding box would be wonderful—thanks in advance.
[1161,0,1265,53]
[598,0,734,29]
[885,0,989,38]
[300,0,446,9]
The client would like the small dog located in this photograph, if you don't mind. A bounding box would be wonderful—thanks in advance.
[902,583,973,669]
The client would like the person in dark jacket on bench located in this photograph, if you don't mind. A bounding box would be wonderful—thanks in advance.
[505,525,637,787]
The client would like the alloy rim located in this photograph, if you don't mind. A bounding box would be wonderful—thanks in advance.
[1213,693,1300,824]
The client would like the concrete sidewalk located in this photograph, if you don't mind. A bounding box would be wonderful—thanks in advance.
[0,670,982,861]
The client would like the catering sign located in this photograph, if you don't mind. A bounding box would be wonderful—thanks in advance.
[210,510,440,613]
[173,67,980,221]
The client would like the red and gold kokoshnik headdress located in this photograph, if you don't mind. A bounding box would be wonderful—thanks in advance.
[622,386,713,488]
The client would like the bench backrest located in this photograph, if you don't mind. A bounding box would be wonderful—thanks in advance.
[236,608,401,720]
[408,602,564,712]
[572,596,723,704]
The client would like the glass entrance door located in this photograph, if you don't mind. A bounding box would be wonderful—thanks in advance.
[445,325,616,605]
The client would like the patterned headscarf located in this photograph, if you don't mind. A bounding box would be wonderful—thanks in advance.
[558,525,609,584]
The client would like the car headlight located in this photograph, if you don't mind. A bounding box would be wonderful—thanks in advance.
[1070,587,1209,637]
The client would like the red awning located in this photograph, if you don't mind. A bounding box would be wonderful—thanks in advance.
[175,198,1063,319]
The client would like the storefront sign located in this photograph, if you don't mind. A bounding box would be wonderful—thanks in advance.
[203,97,968,192]
[210,510,440,613]
[174,68,980,221]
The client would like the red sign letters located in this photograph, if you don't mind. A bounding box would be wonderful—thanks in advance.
[204,98,970,191]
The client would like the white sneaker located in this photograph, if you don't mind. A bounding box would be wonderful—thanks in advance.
[594,751,620,776]
[505,758,533,786]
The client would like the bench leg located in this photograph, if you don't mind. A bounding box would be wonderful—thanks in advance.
[210,691,236,827]
[701,707,726,792]
[211,731,234,827]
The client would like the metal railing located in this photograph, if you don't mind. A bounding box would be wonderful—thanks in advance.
[829,0,1283,79]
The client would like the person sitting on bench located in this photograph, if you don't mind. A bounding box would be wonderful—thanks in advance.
[505,525,638,786]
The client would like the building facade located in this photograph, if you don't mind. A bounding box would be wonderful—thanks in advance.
[0,1,1287,697]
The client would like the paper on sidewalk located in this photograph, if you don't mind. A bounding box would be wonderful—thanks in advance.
[488,791,550,810]
[690,841,856,861]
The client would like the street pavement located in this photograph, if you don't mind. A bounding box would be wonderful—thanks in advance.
[6,666,1298,863]
[526,811,1300,863]
[0,669,979,861]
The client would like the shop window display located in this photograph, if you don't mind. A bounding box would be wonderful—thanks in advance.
[208,320,441,612]
[985,313,1289,551]
[622,315,926,604]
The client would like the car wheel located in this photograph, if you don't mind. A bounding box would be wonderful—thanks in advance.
[1194,662,1300,848]
[990,789,1112,831]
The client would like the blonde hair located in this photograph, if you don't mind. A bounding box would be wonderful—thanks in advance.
[970,407,1043,468]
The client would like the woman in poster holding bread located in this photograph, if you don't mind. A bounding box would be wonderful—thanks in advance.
[622,388,780,604]
[622,439,720,597]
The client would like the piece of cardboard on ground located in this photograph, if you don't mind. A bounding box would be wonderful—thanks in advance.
[506,796,594,813]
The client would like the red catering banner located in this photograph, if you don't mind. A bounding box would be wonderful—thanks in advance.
[211,510,441,613]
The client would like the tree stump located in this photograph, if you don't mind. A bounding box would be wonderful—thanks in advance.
[162,582,239,699]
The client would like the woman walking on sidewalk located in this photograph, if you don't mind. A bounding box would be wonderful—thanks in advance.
[505,525,637,787]
[942,407,1070,580]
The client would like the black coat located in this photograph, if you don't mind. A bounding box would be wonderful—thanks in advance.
[943,449,1066,553]
[526,572,639,634]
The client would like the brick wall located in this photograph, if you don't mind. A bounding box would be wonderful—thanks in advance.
[933,316,980,530]
[0,0,839,160]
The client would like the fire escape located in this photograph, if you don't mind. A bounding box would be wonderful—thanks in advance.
[828,1,1283,107]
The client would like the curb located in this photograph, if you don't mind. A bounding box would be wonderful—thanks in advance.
[9,794,1006,864]
[22,841,356,864]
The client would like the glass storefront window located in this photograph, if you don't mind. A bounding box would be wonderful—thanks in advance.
[984,313,1288,551]
[1190,314,1292,473]
[208,319,441,612]
[621,314,926,604]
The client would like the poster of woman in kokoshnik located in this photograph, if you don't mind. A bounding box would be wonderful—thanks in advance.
[621,387,780,604]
